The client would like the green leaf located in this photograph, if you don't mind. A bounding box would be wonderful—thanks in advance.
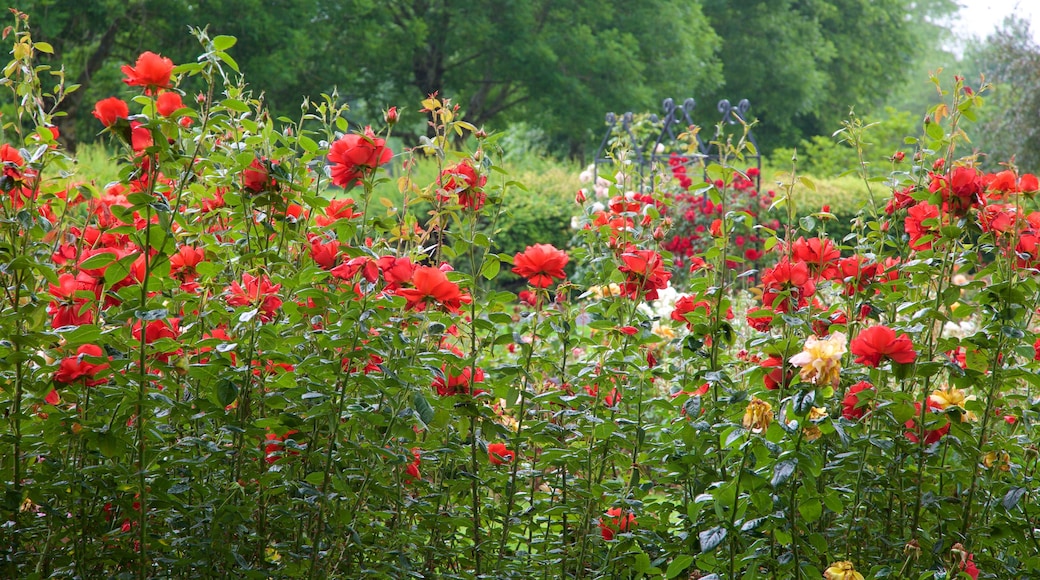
[222,98,250,113]
[633,552,652,574]
[1003,487,1027,511]
[216,380,239,407]
[480,256,501,280]
[772,459,797,487]
[665,555,694,579]
[798,498,822,523]
[699,526,727,553]
[212,35,238,51]
[413,391,435,425]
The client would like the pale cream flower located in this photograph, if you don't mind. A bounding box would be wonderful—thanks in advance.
[789,332,847,387]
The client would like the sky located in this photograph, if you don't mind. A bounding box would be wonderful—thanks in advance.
[952,0,1040,45]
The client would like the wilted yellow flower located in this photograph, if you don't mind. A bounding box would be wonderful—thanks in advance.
[743,396,773,433]
[803,406,828,442]
[651,322,678,341]
[789,332,847,387]
[824,560,864,580]
[589,283,623,299]
[930,386,977,421]
[983,450,1010,471]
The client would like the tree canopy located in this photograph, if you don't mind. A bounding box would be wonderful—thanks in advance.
[9,0,962,155]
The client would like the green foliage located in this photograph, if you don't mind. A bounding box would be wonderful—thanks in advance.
[965,16,1040,172]
[701,0,957,152]
[4,12,1040,580]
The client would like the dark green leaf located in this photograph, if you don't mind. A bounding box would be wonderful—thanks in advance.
[699,526,727,553]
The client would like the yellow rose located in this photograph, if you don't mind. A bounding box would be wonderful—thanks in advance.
[824,560,864,580]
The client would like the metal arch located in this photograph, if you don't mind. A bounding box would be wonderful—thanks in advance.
[593,96,761,191]
[593,110,648,181]
[712,99,761,190]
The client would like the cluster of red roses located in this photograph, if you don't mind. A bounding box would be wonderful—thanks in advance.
[661,156,775,277]
[894,164,1040,260]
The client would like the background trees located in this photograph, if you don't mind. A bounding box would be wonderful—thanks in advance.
[4,0,1013,160]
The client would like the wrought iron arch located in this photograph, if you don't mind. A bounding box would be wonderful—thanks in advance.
[593,97,761,190]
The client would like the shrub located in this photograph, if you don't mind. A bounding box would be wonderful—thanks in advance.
[2,13,1038,580]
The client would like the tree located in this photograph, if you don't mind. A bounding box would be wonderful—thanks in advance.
[700,0,958,152]
[965,16,1040,171]
[334,0,722,155]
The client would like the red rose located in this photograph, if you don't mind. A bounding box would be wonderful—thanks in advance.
[242,158,273,193]
[904,399,949,444]
[512,243,569,288]
[1020,173,1039,192]
[904,201,940,251]
[225,273,283,323]
[599,507,636,541]
[121,51,174,94]
[487,442,514,465]
[53,344,110,386]
[439,160,487,210]
[92,97,130,127]
[842,381,874,420]
[156,91,185,117]
[396,266,471,314]
[791,236,840,280]
[327,126,392,188]
[618,247,671,300]
[850,325,916,367]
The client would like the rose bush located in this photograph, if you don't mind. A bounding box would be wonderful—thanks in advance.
[0,12,1038,580]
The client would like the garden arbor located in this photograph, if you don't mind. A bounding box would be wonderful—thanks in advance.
[594,97,762,190]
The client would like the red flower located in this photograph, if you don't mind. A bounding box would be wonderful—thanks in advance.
[760,259,815,313]
[130,122,153,153]
[397,266,470,314]
[308,238,341,269]
[327,127,392,188]
[156,91,185,117]
[761,354,794,390]
[599,507,636,541]
[378,255,416,290]
[842,381,874,420]
[836,256,878,296]
[225,273,283,323]
[170,246,205,290]
[242,158,273,193]
[47,273,97,328]
[671,295,710,329]
[53,344,110,386]
[618,247,671,300]
[904,399,949,444]
[1020,173,1039,192]
[487,442,515,465]
[512,243,569,288]
[960,553,979,580]
[315,198,361,226]
[92,97,130,127]
[791,237,840,280]
[746,306,773,332]
[121,51,174,94]
[904,201,941,251]
[433,364,485,396]
[263,430,300,464]
[850,326,916,367]
[404,447,421,484]
[439,160,487,210]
